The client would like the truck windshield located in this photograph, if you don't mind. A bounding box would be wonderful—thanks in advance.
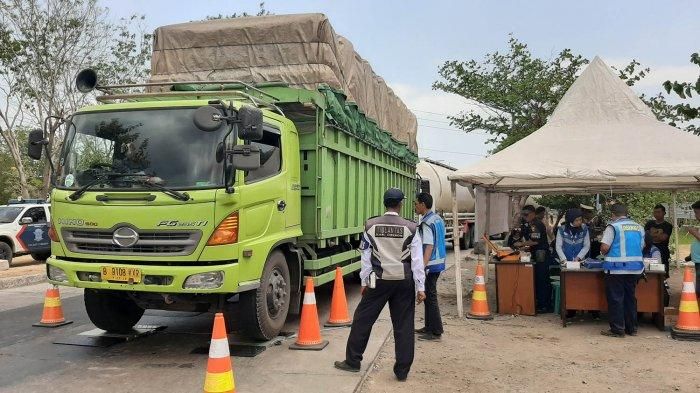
[58,108,228,190]
[0,206,23,223]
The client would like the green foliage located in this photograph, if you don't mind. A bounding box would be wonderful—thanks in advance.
[537,191,700,224]
[0,0,151,196]
[660,52,699,135]
[93,15,152,89]
[535,195,594,212]
[433,36,649,153]
[205,2,271,20]
[0,128,45,201]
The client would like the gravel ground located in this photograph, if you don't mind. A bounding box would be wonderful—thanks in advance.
[361,250,700,393]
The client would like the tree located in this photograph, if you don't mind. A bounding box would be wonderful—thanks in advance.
[434,36,655,153]
[660,52,699,135]
[205,2,271,20]
[0,23,31,197]
[0,0,151,196]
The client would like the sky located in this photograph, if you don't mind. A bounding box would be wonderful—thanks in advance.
[103,0,700,168]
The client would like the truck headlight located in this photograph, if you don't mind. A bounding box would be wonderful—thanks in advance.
[48,265,68,283]
[183,271,224,289]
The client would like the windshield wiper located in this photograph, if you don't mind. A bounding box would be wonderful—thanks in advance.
[68,172,145,201]
[122,178,191,202]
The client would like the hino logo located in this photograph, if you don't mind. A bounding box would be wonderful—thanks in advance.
[112,227,139,248]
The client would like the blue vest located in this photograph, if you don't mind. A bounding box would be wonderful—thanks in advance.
[420,211,447,273]
[558,224,589,261]
[603,218,644,271]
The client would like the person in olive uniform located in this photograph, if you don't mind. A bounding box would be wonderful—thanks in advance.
[509,205,551,312]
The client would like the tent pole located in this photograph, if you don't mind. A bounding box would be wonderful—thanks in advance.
[672,191,679,269]
[451,181,463,317]
[484,190,491,283]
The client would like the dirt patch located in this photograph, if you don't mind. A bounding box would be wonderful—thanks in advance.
[361,253,700,393]
[0,256,45,279]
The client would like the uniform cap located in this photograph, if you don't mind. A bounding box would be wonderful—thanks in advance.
[383,188,405,204]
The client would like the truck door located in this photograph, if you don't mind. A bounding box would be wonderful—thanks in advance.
[242,126,286,238]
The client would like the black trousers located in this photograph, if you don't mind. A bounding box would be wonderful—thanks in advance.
[345,278,415,378]
[605,274,639,334]
[534,250,552,311]
[424,272,444,335]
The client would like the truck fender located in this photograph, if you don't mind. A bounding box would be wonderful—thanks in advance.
[273,240,303,315]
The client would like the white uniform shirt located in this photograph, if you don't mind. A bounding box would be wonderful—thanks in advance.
[359,212,426,292]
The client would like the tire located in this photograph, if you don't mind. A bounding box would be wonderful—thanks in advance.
[459,233,468,250]
[0,242,13,265]
[84,289,145,333]
[240,250,291,341]
[31,252,50,261]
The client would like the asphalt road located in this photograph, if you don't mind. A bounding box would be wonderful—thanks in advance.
[0,280,391,393]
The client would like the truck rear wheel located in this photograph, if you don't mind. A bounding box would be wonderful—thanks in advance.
[84,289,144,333]
[240,250,291,341]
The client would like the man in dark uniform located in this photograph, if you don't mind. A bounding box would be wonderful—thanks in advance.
[334,188,426,381]
[509,205,551,312]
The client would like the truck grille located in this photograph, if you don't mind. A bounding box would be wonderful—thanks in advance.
[62,228,201,256]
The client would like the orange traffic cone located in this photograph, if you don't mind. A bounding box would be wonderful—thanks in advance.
[203,313,236,393]
[33,286,73,327]
[466,263,493,320]
[325,267,352,327]
[289,277,329,350]
[671,266,700,341]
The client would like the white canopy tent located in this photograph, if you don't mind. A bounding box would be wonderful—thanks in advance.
[446,57,700,317]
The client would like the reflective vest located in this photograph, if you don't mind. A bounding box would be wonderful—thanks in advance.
[420,211,447,273]
[603,218,644,271]
[558,224,589,261]
[364,214,417,280]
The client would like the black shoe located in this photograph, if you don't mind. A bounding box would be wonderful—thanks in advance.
[625,330,638,336]
[415,327,428,334]
[417,333,442,341]
[334,360,360,373]
[600,329,625,338]
[396,375,407,382]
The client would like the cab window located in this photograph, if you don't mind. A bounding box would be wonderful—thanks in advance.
[245,127,282,183]
[22,207,47,223]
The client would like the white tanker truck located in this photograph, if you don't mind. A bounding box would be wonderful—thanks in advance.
[417,159,476,249]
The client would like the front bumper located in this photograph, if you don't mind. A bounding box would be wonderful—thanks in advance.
[46,256,250,294]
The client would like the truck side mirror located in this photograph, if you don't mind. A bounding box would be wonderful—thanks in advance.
[193,106,224,132]
[231,145,261,171]
[27,129,46,160]
[20,217,33,225]
[238,106,263,141]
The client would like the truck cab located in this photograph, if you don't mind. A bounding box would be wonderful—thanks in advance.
[30,96,303,339]
[0,199,51,263]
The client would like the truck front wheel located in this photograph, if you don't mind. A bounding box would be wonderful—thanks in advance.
[84,289,144,333]
[240,250,291,341]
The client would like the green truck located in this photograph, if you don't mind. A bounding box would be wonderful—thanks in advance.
[27,71,417,339]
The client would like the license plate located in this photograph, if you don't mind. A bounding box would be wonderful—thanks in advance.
[101,266,142,283]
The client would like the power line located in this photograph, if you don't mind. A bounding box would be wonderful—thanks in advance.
[417,123,490,136]
[419,147,486,157]
[411,108,455,116]
[416,116,453,124]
